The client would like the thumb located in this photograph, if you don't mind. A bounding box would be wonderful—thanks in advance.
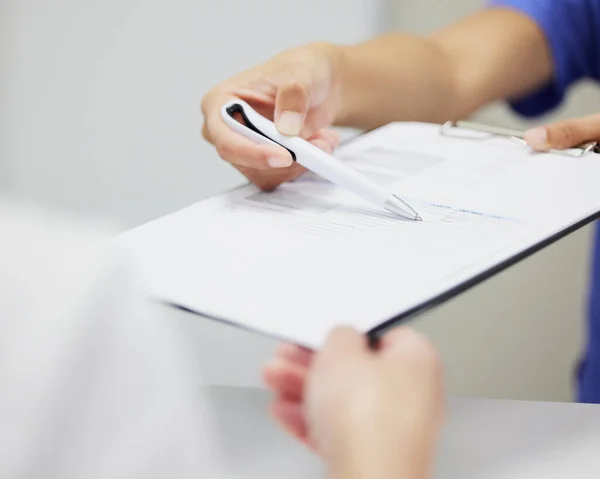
[319,326,368,361]
[274,80,310,136]
[379,327,439,368]
[524,113,600,151]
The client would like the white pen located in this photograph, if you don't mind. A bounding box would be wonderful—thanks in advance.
[220,99,421,221]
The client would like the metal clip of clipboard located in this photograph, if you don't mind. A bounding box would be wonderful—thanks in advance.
[441,120,599,157]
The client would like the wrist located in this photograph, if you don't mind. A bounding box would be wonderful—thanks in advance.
[281,40,360,128]
[322,42,356,127]
[327,400,439,479]
[300,41,352,127]
[319,38,395,129]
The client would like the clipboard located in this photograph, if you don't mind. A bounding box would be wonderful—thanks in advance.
[116,120,600,349]
[441,120,599,157]
[367,121,600,342]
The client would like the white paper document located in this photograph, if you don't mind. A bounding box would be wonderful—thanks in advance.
[116,122,600,348]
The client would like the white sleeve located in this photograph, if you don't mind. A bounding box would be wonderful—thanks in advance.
[0,199,224,479]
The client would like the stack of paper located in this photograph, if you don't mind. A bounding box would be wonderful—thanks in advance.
[116,122,600,348]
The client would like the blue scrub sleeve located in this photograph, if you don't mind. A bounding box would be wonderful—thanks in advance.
[488,0,600,117]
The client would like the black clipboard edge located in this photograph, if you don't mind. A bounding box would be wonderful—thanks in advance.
[162,209,599,350]
[367,210,600,342]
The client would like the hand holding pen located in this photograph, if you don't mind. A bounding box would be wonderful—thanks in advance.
[200,44,340,191]
[220,99,420,220]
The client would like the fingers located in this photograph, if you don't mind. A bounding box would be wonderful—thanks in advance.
[263,358,308,401]
[234,163,306,191]
[209,117,294,169]
[270,399,310,444]
[524,113,600,151]
[319,326,368,362]
[276,343,314,367]
[307,128,340,153]
[275,81,310,136]
[379,327,439,365]
[202,95,339,193]
[263,343,313,399]
[270,399,319,452]
[201,94,293,170]
[232,128,338,190]
[379,327,444,423]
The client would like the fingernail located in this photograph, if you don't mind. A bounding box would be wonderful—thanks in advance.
[268,156,293,168]
[277,111,303,136]
[524,127,548,150]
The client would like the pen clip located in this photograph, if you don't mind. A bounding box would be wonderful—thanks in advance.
[221,100,297,161]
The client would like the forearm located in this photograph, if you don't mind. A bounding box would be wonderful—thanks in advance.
[330,8,554,130]
[331,33,463,130]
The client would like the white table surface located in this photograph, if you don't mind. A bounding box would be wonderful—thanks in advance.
[206,385,600,479]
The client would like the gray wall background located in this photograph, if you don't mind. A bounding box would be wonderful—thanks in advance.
[2,0,599,401]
